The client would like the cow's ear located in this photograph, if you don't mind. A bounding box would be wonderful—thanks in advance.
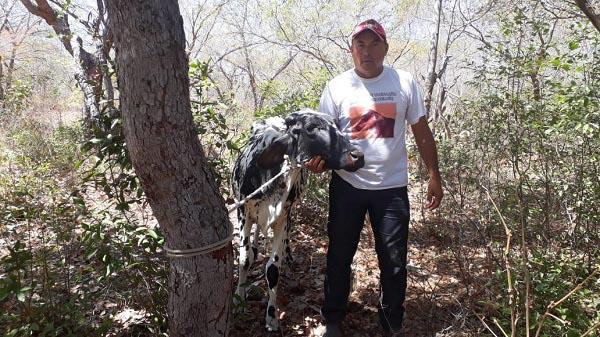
[285,114,305,137]
[257,134,291,169]
[284,114,298,128]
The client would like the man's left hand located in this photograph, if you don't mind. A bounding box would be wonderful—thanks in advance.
[425,176,443,211]
[305,156,327,173]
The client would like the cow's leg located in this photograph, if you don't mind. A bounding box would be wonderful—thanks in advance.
[235,208,255,306]
[283,211,294,268]
[251,222,260,261]
[265,219,286,331]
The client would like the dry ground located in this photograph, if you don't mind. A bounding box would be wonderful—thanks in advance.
[229,188,492,337]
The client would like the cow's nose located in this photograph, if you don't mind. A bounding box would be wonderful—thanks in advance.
[350,150,364,161]
[345,150,364,171]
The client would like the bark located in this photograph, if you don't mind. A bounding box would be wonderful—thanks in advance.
[104,1,233,336]
[0,55,4,101]
[575,0,600,33]
[73,37,102,126]
[424,0,443,115]
[529,23,556,102]
[5,44,16,93]
[93,0,116,113]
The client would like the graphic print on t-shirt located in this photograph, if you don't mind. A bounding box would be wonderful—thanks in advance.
[349,103,396,139]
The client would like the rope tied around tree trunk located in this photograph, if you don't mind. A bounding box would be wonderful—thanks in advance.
[164,157,303,258]
[164,234,234,258]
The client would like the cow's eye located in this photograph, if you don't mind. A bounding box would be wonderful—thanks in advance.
[306,124,317,133]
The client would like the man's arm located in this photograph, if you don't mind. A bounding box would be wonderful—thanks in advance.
[411,116,443,210]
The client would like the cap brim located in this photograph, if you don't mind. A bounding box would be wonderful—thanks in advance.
[352,28,385,41]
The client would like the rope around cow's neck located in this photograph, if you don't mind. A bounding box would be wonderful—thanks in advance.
[226,157,303,214]
[164,157,302,258]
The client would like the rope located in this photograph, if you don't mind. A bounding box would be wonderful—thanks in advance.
[164,233,233,258]
[226,160,301,214]
[164,158,301,258]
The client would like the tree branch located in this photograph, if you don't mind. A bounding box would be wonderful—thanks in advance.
[20,0,73,54]
[575,0,600,33]
[534,268,600,337]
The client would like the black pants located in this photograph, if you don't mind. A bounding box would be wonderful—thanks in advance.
[322,173,410,332]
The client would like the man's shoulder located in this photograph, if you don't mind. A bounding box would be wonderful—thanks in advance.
[384,66,414,82]
[329,68,356,85]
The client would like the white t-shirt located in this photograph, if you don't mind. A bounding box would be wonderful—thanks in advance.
[319,66,426,190]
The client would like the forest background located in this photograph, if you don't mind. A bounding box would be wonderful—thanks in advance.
[0,0,599,336]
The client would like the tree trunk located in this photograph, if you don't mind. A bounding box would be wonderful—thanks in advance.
[575,0,600,33]
[424,0,443,116]
[5,44,16,94]
[72,37,102,127]
[0,54,4,101]
[105,1,233,336]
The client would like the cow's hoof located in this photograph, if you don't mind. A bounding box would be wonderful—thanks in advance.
[234,287,246,300]
[265,324,279,332]
[232,292,247,314]
[265,318,280,332]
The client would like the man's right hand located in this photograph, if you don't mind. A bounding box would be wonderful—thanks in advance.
[304,156,327,173]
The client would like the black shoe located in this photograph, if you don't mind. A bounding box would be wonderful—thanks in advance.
[379,321,405,337]
[383,329,405,337]
[323,323,343,337]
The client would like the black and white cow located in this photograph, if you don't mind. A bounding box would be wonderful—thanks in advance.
[231,108,364,331]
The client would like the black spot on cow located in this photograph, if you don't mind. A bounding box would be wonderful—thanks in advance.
[267,305,276,318]
[243,236,249,246]
[286,185,298,202]
[252,246,258,258]
[274,255,279,262]
[266,264,279,289]
[243,259,250,271]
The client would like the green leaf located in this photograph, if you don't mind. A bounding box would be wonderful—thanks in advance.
[0,286,12,301]
[72,196,85,206]
[16,286,31,302]
[86,248,98,259]
[147,228,159,239]
[550,58,561,68]
[568,41,579,50]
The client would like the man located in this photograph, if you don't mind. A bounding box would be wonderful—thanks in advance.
[306,19,443,337]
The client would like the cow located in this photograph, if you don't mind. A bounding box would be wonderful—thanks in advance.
[231,108,365,332]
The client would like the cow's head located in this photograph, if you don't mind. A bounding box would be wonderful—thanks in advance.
[257,109,364,172]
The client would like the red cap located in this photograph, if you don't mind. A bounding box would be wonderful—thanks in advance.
[351,19,386,42]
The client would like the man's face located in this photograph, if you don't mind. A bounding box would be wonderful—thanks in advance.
[350,30,388,79]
